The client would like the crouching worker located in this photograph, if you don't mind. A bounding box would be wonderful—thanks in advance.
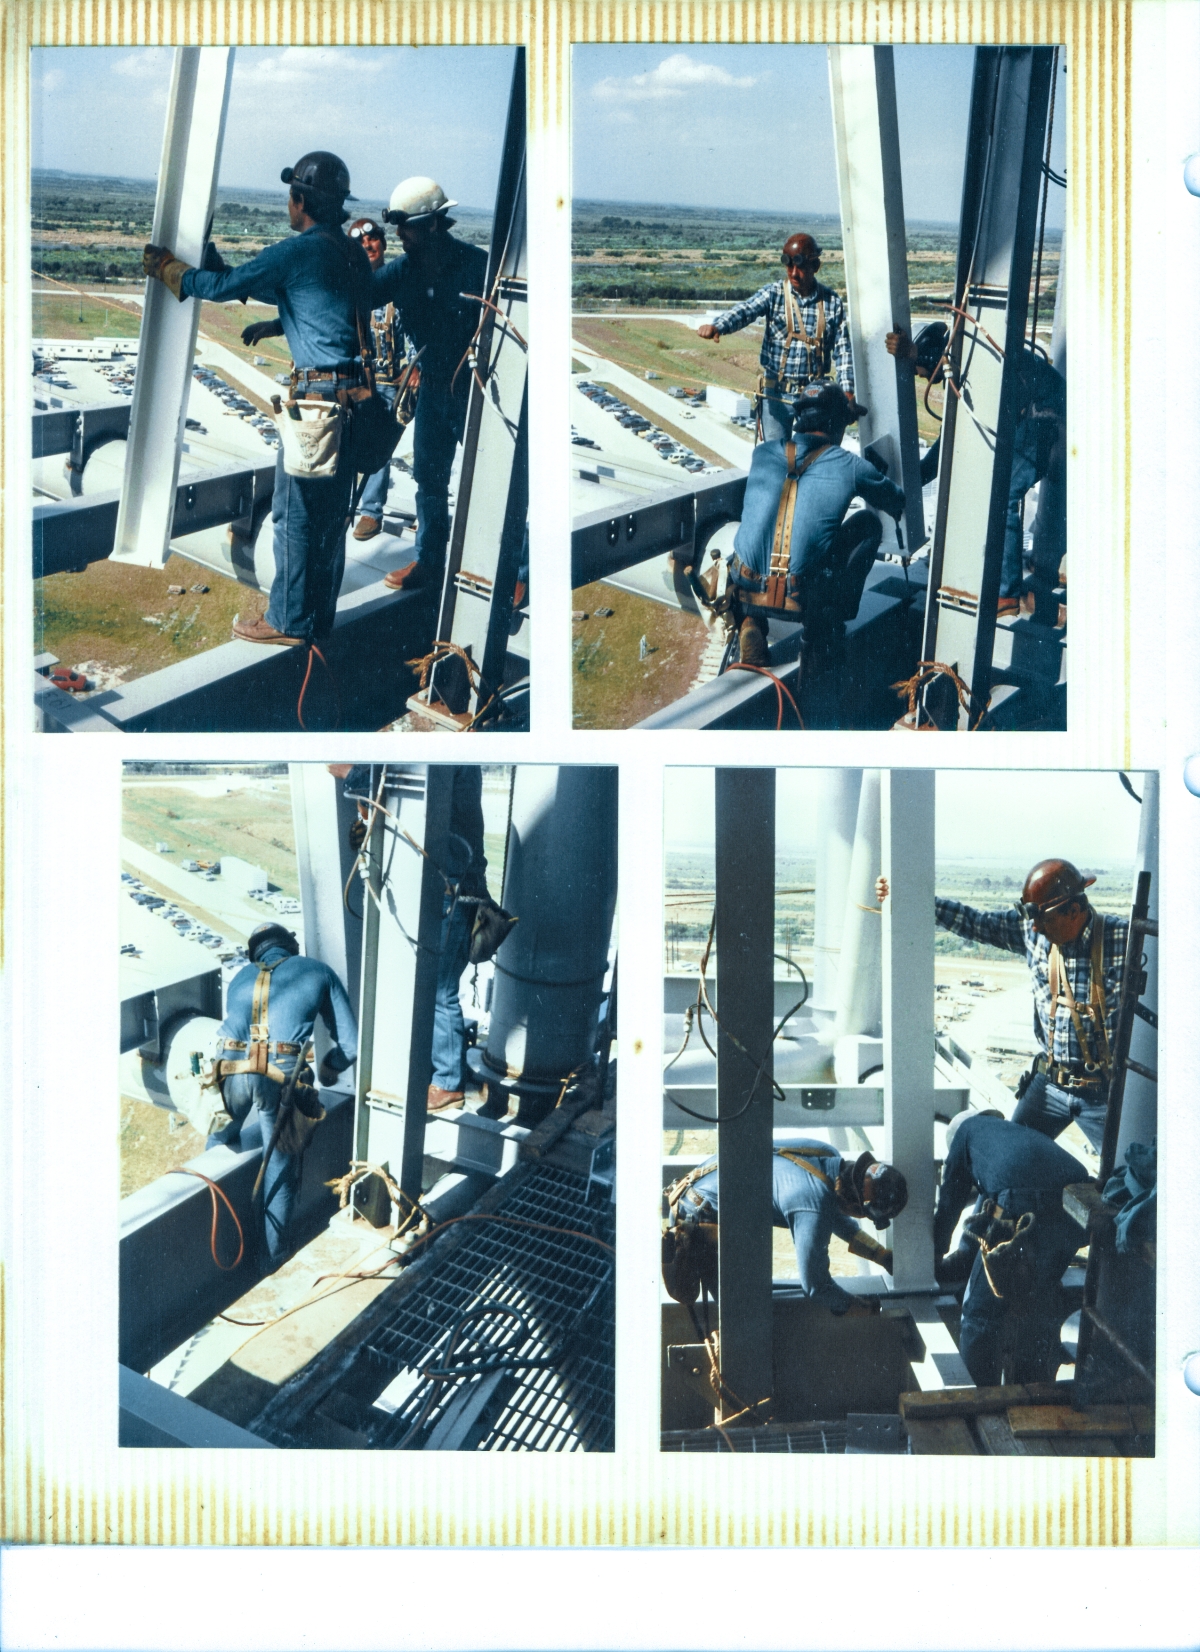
[716,381,905,713]
[205,921,358,1266]
[934,1110,1087,1387]
[663,1140,907,1315]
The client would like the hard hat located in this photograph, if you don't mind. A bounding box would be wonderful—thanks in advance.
[348,217,386,243]
[281,151,351,202]
[793,379,858,437]
[782,232,822,265]
[383,176,457,227]
[863,1160,908,1229]
[248,921,300,963]
[944,1106,1004,1155]
[913,321,950,381]
[1017,859,1096,920]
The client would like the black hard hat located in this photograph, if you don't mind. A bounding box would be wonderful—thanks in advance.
[793,379,854,437]
[913,321,950,382]
[248,921,300,963]
[865,1161,908,1229]
[281,151,351,202]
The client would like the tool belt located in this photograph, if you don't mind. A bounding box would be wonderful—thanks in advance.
[963,1201,1039,1303]
[1032,1052,1108,1094]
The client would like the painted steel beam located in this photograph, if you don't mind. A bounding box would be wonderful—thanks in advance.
[572,468,747,589]
[33,400,130,462]
[289,765,365,1076]
[714,767,776,1422]
[34,459,274,579]
[921,47,1055,727]
[881,768,937,1293]
[421,49,529,726]
[112,47,235,567]
[665,1087,885,1132]
[828,45,926,554]
[354,765,455,1199]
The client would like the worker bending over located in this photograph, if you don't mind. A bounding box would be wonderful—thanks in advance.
[934,1110,1086,1386]
[877,858,1125,1155]
[208,920,358,1265]
[886,322,1065,617]
[699,233,856,441]
[665,1140,907,1314]
[371,178,487,595]
[144,151,374,648]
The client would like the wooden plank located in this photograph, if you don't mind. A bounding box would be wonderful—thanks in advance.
[906,1416,979,1455]
[975,1413,1022,1455]
[1007,1404,1155,1437]
[899,1381,1072,1421]
[1048,1436,1122,1457]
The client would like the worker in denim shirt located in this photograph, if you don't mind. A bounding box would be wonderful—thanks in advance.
[370,178,488,596]
[668,1141,906,1313]
[209,921,358,1263]
[345,217,410,542]
[144,152,373,647]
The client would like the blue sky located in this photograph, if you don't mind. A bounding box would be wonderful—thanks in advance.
[573,45,1067,228]
[31,46,516,208]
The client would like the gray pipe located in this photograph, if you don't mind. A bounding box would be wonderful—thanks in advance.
[812,768,863,1019]
[833,768,882,1040]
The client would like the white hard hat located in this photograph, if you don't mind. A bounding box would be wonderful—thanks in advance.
[384,176,457,226]
[945,1106,1004,1154]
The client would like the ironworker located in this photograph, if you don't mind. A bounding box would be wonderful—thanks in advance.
[207,921,358,1264]
[697,232,855,441]
[346,217,410,543]
[143,151,373,647]
[370,177,488,595]
[876,859,1127,1154]
[722,381,903,669]
[933,1110,1086,1386]
[886,322,1065,617]
[664,1140,907,1313]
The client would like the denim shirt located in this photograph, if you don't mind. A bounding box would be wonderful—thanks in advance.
[688,1141,863,1313]
[181,227,374,370]
[217,946,359,1072]
[371,236,488,387]
[933,1115,1087,1257]
[731,433,905,583]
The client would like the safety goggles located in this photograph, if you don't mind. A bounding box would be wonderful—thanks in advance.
[349,221,385,241]
[1013,891,1083,921]
[782,255,818,268]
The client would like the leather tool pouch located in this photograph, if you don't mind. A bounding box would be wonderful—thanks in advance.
[468,895,518,965]
[661,1211,719,1304]
[273,1069,326,1157]
[966,1201,1038,1303]
[346,384,403,475]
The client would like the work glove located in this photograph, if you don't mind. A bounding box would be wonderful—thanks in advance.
[143,244,191,302]
[242,317,284,348]
[848,1230,893,1273]
[201,239,229,274]
[317,1057,343,1090]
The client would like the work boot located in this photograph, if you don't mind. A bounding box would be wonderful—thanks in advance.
[426,1085,465,1113]
[353,515,382,542]
[383,560,430,593]
[474,1081,511,1121]
[512,580,528,609]
[232,616,303,646]
[997,595,1021,619]
[738,613,768,667]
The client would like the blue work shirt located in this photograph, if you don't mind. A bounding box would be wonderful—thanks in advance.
[934,1114,1086,1258]
[181,227,373,370]
[687,1141,863,1314]
[731,433,905,584]
[446,765,488,897]
[371,236,488,387]
[217,945,359,1073]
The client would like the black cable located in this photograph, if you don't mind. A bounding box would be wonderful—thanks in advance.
[1119,772,1143,805]
[665,965,810,1125]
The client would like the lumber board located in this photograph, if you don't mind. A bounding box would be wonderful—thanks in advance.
[1007,1404,1154,1437]
[906,1416,978,1455]
[975,1413,1022,1455]
[899,1381,1072,1421]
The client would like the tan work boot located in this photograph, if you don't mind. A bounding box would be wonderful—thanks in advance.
[232,616,303,646]
[738,614,768,667]
[383,560,429,592]
[353,515,382,542]
[426,1085,465,1113]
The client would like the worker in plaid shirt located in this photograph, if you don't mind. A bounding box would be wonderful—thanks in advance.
[698,233,855,442]
[877,859,1127,1155]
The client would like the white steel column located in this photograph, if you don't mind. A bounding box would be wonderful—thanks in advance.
[289,765,365,1078]
[111,47,235,567]
[881,768,937,1292]
[833,768,882,1040]
[828,45,925,554]
[812,768,862,1019]
[1117,771,1159,1162]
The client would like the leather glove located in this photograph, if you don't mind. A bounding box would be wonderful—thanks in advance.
[317,1058,343,1089]
[242,317,284,348]
[143,244,191,301]
[202,239,229,274]
[848,1231,893,1273]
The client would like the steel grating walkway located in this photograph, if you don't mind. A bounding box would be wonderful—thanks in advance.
[358,1163,615,1452]
[661,1422,849,1453]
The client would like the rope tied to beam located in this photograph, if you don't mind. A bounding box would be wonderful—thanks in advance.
[892,659,990,731]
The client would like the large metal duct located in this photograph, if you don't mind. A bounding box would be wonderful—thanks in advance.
[481,767,618,1115]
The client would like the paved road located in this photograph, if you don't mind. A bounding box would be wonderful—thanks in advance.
[571,341,755,469]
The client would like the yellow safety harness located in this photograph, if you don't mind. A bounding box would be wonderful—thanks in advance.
[736,440,831,614]
[1045,914,1111,1086]
[759,288,828,400]
[217,960,311,1085]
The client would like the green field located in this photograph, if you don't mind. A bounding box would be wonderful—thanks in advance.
[123,780,299,895]
[572,582,709,729]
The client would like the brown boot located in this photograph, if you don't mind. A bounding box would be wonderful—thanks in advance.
[383,560,429,592]
[353,515,382,542]
[232,616,303,646]
[738,613,768,667]
[426,1085,465,1113]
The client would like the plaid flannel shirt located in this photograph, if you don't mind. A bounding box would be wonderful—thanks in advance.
[711,279,854,398]
[934,900,1129,1073]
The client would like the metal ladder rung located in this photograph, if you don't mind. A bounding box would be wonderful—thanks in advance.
[1124,1058,1157,1084]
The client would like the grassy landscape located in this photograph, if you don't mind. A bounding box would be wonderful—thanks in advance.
[572,582,709,728]
[123,779,299,894]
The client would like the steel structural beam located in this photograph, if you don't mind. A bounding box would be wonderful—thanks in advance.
[828,45,926,554]
[1116,772,1158,1164]
[572,469,747,590]
[33,459,275,579]
[119,1366,275,1448]
[423,48,528,724]
[880,769,937,1293]
[112,47,235,566]
[714,768,776,1421]
[354,765,455,1200]
[289,765,365,1074]
[921,46,1055,727]
[33,399,131,479]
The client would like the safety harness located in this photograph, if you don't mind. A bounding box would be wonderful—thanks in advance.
[759,287,829,400]
[734,440,831,614]
[1042,914,1112,1088]
[217,960,310,1085]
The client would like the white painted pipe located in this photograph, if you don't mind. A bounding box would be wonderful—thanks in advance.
[833,768,882,1039]
[812,768,863,1017]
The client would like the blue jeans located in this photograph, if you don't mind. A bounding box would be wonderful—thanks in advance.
[1002,448,1040,599]
[431,891,473,1091]
[1012,1070,1107,1155]
[356,383,398,520]
[759,394,794,442]
[412,380,468,575]
[207,1063,301,1263]
[957,1187,1081,1385]
[266,408,355,643]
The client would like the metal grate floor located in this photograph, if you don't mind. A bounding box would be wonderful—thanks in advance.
[661,1422,849,1454]
[359,1163,615,1452]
